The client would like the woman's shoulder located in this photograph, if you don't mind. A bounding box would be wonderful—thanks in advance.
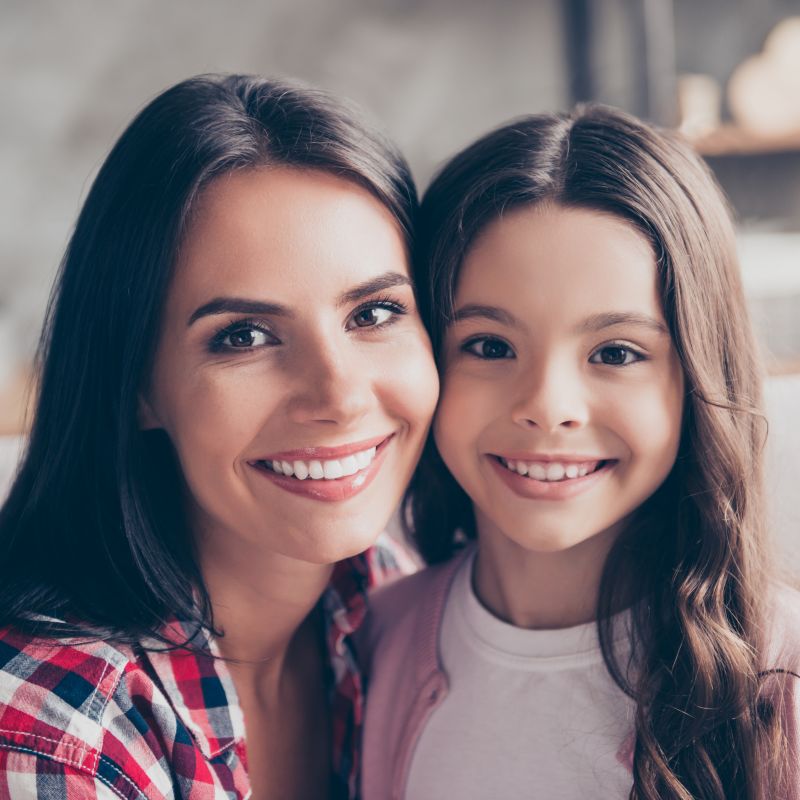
[0,624,137,728]
[0,624,207,797]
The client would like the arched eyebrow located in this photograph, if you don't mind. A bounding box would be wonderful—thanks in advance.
[336,271,411,306]
[577,312,669,336]
[188,271,411,326]
[451,306,670,336]
[451,304,519,327]
[188,298,290,325]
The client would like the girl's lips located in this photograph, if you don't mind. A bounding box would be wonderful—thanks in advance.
[249,435,393,503]
[488,454,617,501]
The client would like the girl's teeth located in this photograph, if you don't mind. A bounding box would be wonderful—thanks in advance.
[529,463,547,481]
[500,458,602,482]
[546,463,565,481]
[267,446,379,481]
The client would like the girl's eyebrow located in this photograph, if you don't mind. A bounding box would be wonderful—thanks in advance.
[187,271,411,326]
[451,304,519,327]
[577,312,669,335]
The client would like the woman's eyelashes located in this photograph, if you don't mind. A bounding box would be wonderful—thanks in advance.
[345,296,408,331]
[208,318,279,352]
[207,297,409,354]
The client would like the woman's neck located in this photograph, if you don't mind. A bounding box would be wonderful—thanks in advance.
[472,511,622,630]
[198,533,333,676]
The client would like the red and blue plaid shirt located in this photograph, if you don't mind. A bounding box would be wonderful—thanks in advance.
[0,545,403,799]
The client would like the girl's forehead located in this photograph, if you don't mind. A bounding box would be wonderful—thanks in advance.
[455,205,660,318]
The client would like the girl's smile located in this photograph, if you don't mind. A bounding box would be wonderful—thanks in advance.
[489,455,618,501]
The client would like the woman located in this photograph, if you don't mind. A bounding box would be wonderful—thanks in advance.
[0,74,438,799]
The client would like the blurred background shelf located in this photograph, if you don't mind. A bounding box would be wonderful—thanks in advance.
[691,125,800,157]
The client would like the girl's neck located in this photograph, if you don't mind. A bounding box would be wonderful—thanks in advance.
[472,512,623,630]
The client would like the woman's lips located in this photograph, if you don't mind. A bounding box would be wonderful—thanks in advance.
[248,435,393,502]
[489,454,617,500]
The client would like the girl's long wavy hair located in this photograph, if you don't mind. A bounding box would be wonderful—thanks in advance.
[406,105,785,799]
[0,74,417,646]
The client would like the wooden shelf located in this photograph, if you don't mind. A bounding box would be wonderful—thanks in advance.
[689,125,800,157]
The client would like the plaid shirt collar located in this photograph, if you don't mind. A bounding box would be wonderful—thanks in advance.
[144,549,384,795]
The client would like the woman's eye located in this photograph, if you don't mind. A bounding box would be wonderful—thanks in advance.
[589,345,642,366]
[210,322,276,352]
[225,328,269,347]
[463,337,514,360]
[346,302,405,330]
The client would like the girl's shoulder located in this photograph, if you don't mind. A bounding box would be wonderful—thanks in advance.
[369,547,471,629]
[357,546,472,671]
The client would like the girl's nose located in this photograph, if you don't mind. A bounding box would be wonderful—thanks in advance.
[286,339,372,426]
[510,362,589,432]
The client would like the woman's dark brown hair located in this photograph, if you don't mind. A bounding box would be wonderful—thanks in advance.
[406,105,784,799]
[0,74,417,646]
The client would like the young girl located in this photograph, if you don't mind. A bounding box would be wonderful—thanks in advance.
[0,74,438,798]
[359,106,800,799]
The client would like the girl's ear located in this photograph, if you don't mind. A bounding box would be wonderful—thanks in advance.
[137,394,162,430]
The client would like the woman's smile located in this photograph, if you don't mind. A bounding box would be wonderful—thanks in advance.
[249,433,395,502]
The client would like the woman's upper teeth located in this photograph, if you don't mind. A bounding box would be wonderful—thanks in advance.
[501,458,600,481]
[270,446,377,480]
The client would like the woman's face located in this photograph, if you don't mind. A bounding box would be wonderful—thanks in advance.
[141,167,438,564]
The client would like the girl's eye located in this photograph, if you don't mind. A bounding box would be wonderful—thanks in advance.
[346,301,406,330]
[463,337,515,360]
[210,321,277,352]
[589,345,642,366]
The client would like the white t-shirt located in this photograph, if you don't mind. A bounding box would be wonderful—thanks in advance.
[405,551,636,799]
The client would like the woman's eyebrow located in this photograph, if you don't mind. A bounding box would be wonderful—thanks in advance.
[451,304,519,327]
[577,311,669,335]
[188,298,291,326]
[337,271,411,306]
[187,271,411,325]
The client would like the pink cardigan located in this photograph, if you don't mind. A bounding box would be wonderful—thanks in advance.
[357,547,800,800]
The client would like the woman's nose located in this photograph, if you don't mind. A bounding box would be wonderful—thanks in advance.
[510,361,589,433]
[285,339,372,426]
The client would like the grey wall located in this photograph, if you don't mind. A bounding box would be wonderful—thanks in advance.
[0,0,567,374]
[3,0,799,375]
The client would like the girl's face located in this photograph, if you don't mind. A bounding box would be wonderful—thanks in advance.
[434,204,684,555]
[141,167,438,565]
